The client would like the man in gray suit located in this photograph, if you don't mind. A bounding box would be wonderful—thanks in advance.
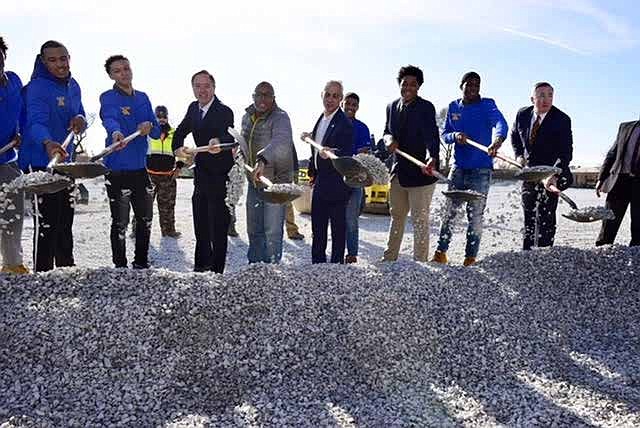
[595,119,640,246]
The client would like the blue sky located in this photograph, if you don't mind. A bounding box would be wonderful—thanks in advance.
[3,0,638,166]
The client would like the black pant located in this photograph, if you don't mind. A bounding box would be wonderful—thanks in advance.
[32,185,75,272]
[105,169,153,268]
[522,181,559,250]
[192,187,230,273]
[596,174,640,246]
[311,191,347,264]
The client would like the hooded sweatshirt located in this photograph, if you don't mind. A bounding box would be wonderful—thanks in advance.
[99,85,160,171]
[0,71,23,165]
[19,55,85,170]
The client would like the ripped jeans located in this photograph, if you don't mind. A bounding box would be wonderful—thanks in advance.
[105,169,154,268]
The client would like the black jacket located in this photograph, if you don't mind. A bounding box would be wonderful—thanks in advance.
[173,97,235,195]
[511,105,574,190]
[598,120,640,192]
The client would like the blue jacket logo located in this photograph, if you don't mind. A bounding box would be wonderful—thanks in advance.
[57,96,65,107]
[121,106,131,116]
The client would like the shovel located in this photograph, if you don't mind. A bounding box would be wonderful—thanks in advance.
[301,136,373,188]
[388,143,485,202]
[0,140,18,156]
[184,141,238,154]
[465,138,561,182]
[544,184,615,223]
[54,130,144,180]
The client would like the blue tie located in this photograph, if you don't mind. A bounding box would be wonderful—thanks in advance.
[196,108,204,127]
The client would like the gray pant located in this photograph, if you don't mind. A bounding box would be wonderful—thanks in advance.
[0,162,25,266]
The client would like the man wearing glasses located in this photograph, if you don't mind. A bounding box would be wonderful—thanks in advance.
[146,105,184,238]
[241,81,295,263]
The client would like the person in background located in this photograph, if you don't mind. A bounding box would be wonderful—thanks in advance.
[341,91,371,264]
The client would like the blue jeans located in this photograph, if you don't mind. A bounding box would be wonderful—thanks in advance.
[436,168,491,258]
[246,183,286,263]
[345,187,363,257]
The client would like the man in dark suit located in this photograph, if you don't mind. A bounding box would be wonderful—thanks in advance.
[595,120,640,246]
[511,82,573,250]
[173,70,234,273]
[303,80,353,263]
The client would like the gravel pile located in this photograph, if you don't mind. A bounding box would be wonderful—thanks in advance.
[1,246,639,427]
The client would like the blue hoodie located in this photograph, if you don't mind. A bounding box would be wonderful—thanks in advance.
[19,56,85,170]
[0,71,23,165]
[99,85,160,171]
[442,97,508,169]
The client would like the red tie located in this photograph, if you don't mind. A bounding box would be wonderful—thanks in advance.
[530,115,541,145]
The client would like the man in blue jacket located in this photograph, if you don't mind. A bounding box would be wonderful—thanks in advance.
[341,91,371,264]
[0,36,28,274]
[100,55,159,269]
[432,71,508,266]
[382,65,440,263]
[303,80,354,264]
[20,40,86,272]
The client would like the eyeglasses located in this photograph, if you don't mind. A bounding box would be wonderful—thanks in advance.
[253,93,274,100]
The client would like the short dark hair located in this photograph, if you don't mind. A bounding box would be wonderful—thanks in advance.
[0,37,7,58]
[191,70,215,86]
[344,92,360,103]
[104,55,128,74]
[533,81,554,92]
[40,40,66,57]
[397,65,424,86]
[460,71,481,89]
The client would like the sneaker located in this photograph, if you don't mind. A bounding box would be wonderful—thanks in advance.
[431,250,448,264]
[132,262,150,269]
[163,231,182,238]
[288,232,305,240]
[1,264,30,274]
[463,257,476,267]
[345,255,357,264]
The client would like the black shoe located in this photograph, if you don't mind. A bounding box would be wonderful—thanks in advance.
[288,232,305,240]
[227,226,239,237]
[132,262,149,269]
[163,231,182,238]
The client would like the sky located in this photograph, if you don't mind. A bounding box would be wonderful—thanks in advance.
[3,0,639,167]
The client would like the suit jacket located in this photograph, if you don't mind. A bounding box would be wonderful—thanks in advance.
[384,96,440,187]
[511,105,573,190]
[598,120,640,193]
[307,108,354,202]
[172,97,235,195]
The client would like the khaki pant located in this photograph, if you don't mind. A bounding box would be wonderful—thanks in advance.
[383,177,435,262]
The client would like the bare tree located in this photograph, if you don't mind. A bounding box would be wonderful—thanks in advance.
[436,107,453,170]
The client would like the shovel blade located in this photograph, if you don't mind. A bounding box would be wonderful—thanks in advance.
[332,157,373,188]
[562,206,615,223]
[22,178,72,195]
[514,166,562,182]
[53,162,109,179]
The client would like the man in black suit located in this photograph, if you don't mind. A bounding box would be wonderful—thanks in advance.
[595,120,640,246]
[303,80,353,263]
[173,70,234,273]
[511,82,573,250]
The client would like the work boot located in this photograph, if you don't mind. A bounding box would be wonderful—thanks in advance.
[163,230,182,238]
[227,224,239,237]
[288,232,305,240]
[463,257,476,267]
[431,250,448,264]
[1,264,30,274]
[345,255,357,264]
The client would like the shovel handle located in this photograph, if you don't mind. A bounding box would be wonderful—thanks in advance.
[242,163,273,187]
[46,131,76,169]
[466,138,523,169]
[187,142,238,153]
[90,130,141,162]
[302,136,338,160]
[0,140,18,156]
[548,184,578,210]
[394,148,450,183]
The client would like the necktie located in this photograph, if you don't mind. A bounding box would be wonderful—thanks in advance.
[530,115,541,145]
[196,108,204,127]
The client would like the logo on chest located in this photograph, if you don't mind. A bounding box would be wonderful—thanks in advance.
[451,113,461,121]
[121,106,131,116]
[57,96,65,107]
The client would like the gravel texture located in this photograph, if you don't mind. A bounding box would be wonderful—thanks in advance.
[1,246,639,427]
